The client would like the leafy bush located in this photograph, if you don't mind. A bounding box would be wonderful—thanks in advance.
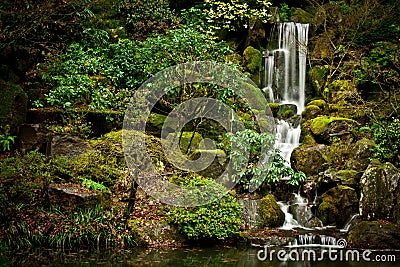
[167,174,242,240]
[371,118,400,166]
[38,27,233,112]
[203,0,272,38]
[221,129,306,191]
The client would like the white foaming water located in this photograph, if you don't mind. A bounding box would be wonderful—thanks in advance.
[265,22,309,166]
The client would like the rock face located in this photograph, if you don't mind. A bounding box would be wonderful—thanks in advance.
[359,161,400,223]
[50,135,90,158]
[291,144,328,176]
[48,183,111,211]
[321,169,361,187]
[318,185,359,228]
[258,194,285,228]
[348,221,400,249]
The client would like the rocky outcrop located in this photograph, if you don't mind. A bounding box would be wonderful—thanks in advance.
[50,135,90,158]
[291,144,328,176]
[318,185,359,228]
[48,183,111,211]
[348,221,400,249]
[258,194,285,228]
[18,124,50,153]
[359,161,400,223]
[320,169,361,188]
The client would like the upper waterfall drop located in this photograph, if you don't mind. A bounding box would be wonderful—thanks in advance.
[264,22,309,166]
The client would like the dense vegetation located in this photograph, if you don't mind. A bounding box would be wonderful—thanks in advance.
[0,0,399,254]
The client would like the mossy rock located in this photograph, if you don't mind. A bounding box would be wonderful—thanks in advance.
[302,105,321,121]
[307,99,327,111]
[268,103,280,117]
[317,185,359,228]
[291,144,328,176]
[243,46,262,74]
[0,79,27,135]
[225,53,242,66]
[348,221,400,249]
[241,82,267,112]
[309,116,357,143]
[360,161,400,223]
[321,169,361,187]
[167,131,203,154]
[258,194,285,228]
[346,138,375,171]
[290,7,315,24]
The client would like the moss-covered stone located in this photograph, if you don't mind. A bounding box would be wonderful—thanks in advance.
[346,138,375,171]
[321,169,361,187]
[259,194,285,228]
[268,103,280,117]
[307,99,327,111]
[291,144,328,176]
[225,53,242,66]
[241,82,267,112]
[302,105,321,121]
[317,185,359,228]
[309,116,357,143]
[243,46,262,73]
[0,79,27,135]
[348,221,400,249]
[290,8,315,24]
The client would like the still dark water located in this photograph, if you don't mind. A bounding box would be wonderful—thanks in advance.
[1,246,399,266]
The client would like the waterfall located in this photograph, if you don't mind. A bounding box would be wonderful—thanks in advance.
[264,22,309,166]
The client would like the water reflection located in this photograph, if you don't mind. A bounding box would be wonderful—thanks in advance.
[1,246,398,267]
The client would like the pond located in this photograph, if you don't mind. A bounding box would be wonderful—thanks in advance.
[1,246,399,267]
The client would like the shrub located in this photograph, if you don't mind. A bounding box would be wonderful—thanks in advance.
[371,118,400,166]
[203,0,272,38]
[167,174,242,240]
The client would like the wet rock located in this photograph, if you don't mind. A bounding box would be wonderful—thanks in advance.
[309,116,357,144]
[348,221,400,249]
[346,138,375,171]
[278,104,297,119]
[48,183,111,211]
[291,144,328,176]
[18,124,50,153]
[0,79,27,135]
[50,135,90,158]
[318,185,359,228]
[258,194,285,228]
[359,161,400,223]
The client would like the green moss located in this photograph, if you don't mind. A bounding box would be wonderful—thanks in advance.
[318,195,338,225]
[307,99,327,110]
[268,103,280,117]
[225,53,242,65]
[310,116,356,135]
[259,194,285,228]
[302,105,321,121]
[290,7,314,23]
[243,46,262,73]
[241,82,267,111]
[336,169,360,185]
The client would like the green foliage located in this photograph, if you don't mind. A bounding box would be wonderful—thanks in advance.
[38,27,233,112]
[81,178,110,193]
[279,3,291,22]
[167,175,242,240]
[221,129,306,191]
[371,118,400,166]
[203,0,272,38]
[0,135,16,151]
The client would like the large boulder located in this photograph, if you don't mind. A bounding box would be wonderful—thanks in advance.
[291,144,328,176]
[309,116,357,144]
[359,161,400,223]
[320,169,361,188]
[348,221,400,249]
[317,185,359,228]
[346,138,375,171]
[258,194,285,228]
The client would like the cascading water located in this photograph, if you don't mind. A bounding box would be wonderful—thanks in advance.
[264,22,309,166]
